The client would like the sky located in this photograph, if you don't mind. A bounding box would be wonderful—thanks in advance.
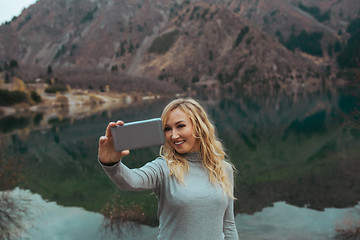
[0,0,38,25]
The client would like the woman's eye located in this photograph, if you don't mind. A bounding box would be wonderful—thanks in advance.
[178,124,185,128]
[164,127,171,132]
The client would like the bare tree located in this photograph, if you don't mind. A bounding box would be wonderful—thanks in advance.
[100,193,146,238]
[0,142,30,239]
[0,191,30,240]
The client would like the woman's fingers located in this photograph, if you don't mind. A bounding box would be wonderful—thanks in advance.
[105,122,115,137]
[121,150,130,156]
[99,136,108,146]
[99,121,130,164]
[105,121,124,137]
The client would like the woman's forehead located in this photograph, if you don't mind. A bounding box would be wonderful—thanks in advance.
[166,108,190,124]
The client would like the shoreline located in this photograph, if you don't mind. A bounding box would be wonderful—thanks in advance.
[0,89,176,136]
[0,89,167,120]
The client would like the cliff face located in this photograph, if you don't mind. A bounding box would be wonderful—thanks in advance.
[0,0,358,89]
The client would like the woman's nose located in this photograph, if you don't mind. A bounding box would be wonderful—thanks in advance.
[171,130,179,139]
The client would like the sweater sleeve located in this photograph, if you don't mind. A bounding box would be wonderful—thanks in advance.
[223,163,239,240]
[100,157,166,192]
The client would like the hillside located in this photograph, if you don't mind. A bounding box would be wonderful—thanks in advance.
[0,0,359,93]
[138,4,319,90]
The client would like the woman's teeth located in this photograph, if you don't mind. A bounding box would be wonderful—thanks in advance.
[175,141,184,145]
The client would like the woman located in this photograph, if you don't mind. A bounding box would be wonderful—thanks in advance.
[98,98,239,240]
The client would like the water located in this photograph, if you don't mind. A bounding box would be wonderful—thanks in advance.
[2,188,360,240]
[1,83,359,239]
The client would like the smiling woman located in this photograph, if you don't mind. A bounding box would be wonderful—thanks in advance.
[98,97,239,240]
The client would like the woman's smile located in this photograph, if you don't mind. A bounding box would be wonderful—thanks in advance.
[174,141,184,145]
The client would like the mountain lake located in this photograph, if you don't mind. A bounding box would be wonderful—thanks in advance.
[1,82,359,240]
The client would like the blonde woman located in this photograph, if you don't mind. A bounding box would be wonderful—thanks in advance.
[98,98,239,240]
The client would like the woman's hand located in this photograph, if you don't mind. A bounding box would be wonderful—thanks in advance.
[98,121,130,165]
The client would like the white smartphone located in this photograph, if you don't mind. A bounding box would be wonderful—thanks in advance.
[111,118,165,152]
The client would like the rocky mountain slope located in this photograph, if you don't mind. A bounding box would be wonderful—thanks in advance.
[0,0,359,92]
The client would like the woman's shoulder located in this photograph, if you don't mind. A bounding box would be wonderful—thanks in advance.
[223,160,235,173]
[223,159,233,167]
[148,157,170,171]
[153,156,168,165]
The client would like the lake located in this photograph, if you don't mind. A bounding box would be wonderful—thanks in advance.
[1,82,359,239]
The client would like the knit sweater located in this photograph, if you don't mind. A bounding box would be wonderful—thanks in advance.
[101,152,239,240]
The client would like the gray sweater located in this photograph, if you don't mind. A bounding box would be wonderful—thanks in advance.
[101,152,239,240]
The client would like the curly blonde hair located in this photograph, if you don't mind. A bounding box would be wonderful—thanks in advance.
[160,98,234,198]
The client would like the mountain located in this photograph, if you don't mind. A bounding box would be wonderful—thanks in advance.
[0,0,359,92]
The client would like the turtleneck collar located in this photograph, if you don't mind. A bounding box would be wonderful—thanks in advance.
[181,152,202,163]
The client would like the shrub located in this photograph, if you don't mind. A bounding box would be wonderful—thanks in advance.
[30,91,41,103]
[54,45,66,59]
[234,26,250,48]
[45,85,68,94]
[337,18,360,69]
[101,194,145,238]
[174,78,188,91]
[17,14,32,30]
[80,7,98,24]
[0,115,30,133]
[298,3,330,22]
[0,89,28,106]
[9,60,18,69]
[148,30,180,54]
[336,70,359,81]
[346,18,360,34]
[284,30,323,57]
[242,65,259,83]
[189,6,201,20]
[335,225,360,240]
[192,76,199,83]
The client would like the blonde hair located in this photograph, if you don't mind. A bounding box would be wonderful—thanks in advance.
[160,98,234,198]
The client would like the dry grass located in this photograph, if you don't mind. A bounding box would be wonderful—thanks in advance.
[0,142,29,239]
[100,193,146,237]
[335,218,360,240]
[16,64,181,96]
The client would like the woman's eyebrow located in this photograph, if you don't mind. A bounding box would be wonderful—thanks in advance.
[165,120,185,127]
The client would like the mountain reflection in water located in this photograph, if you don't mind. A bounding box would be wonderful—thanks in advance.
[3,188,360,240]
[0,83,359,239]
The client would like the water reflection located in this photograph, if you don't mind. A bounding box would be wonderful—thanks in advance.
[236,201,360,240]
[200,84,360,214]
[0,83,359,238]
[5,188,360,240]
[0,114,32,133]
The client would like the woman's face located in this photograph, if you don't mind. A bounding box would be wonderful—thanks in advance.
[164,108,200,154]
